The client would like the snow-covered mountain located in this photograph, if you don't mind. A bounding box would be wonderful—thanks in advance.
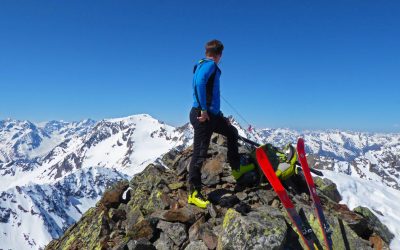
[0,119,96,163]
[0,114,193,249]
[0,114,399,249]
[234,121,400,191]
[322,170,400,249]
[0,167,126,249]
[37,114,192,182]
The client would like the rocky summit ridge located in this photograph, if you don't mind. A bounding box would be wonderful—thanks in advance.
[46,135,394,250]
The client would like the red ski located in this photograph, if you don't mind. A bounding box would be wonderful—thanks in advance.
[297,138,333,250]
[256,146,315,250]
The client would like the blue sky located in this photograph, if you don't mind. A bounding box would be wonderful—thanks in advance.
[1,1,399,132]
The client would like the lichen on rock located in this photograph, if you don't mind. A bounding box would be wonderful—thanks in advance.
[219,207,287,250]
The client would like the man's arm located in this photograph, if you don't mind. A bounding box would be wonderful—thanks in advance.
[195,62,216,111]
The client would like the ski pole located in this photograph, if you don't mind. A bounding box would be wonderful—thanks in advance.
[238,135,260,147]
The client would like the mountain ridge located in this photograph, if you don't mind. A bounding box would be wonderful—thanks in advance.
[0,114,399,249]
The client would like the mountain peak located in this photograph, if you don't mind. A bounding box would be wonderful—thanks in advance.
[105,114,158,124]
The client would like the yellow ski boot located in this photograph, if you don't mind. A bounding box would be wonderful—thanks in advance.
[231,163,255,180]
[232,154,255,180]
[188,190,210,209]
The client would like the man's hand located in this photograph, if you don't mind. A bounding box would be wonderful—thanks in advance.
[197,110,210,122]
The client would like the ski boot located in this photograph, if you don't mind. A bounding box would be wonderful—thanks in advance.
[188,187,210,209]
[231,154,255,180]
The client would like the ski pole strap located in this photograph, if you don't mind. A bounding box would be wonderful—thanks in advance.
[238,136,260,147]
[296,166,324,176]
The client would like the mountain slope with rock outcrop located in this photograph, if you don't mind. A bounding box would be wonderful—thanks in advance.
[2,114,399,249]
[46,135,394,250]
[0,114,193,249]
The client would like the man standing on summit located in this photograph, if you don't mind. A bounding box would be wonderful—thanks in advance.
[188,40,240,208]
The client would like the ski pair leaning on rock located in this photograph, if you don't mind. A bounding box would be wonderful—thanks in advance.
[255,139,333,250]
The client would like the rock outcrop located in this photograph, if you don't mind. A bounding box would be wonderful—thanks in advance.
[46,135,393,250]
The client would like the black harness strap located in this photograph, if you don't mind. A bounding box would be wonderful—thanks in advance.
[193,60,218,110]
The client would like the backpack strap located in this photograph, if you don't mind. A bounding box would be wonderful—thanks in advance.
[193,59,218,110]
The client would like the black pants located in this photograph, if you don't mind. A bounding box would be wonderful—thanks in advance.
[188,107,239,189]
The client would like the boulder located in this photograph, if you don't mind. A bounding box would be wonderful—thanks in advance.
[154,232,176,250]
[189,216,205,242]
[108,208,126,222]
[99,180,130,209]
[202,155,224,186]
[127,239,155,250]
[125,206,144,234]
[184,240,208,250]
[151,206,197,223]
[157,221,187,247]
[218,207,287,250]
[314,177,342,203]
[126,218,154,240]
[353,206,394,243]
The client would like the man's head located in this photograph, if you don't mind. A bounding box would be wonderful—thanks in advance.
[205,39,224,64]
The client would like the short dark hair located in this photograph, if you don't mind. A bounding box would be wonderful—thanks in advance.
[205,39,224,56]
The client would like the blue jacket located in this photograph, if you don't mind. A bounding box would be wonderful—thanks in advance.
[192,58,221,115]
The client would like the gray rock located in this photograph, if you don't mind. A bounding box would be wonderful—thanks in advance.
[157,221,187,246]
[201,157,223,186]
[220,175,236,184]
[152,206,196,223]
[200,226,217,249]
[185,240,208,250]
[178,157,191,176]
[154,232,176,250]
[207,204,217,218]
[353,206,394,243]
[125,207,143,234]
[127,238,155,250]
[314,177,342,203]
[218,206,287,250]
[236,192,247,201]
[256,189,276,205]
[125,218,154,240]
[189,217,206,242]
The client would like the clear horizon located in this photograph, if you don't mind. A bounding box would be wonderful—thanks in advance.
[2,113,399,134]
[1,1,399,132]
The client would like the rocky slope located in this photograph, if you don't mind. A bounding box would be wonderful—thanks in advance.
[46,135,394,250]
